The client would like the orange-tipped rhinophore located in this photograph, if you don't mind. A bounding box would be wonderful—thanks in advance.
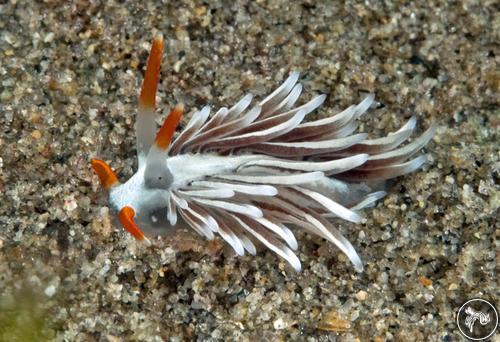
[139,35,164,110]
[155,103,184,150]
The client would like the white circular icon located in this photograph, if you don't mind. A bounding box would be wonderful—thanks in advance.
[456,298,498,340]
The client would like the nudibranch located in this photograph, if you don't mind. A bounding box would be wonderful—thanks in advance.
[91,35,435,272]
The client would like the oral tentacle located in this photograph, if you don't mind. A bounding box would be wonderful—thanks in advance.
[118,206,151,245]
[90,159,120,190]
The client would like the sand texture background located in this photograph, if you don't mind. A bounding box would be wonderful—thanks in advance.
[0,0,498,341]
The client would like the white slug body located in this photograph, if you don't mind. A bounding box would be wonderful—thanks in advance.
[91,35,435,272]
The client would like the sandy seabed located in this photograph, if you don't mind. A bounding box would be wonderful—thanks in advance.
[0,1,498,341]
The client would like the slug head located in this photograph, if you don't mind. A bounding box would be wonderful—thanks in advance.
[89,35,183,244]
[144,158,174,189]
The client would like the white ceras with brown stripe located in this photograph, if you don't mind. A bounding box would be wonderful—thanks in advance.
[91,34,435,272]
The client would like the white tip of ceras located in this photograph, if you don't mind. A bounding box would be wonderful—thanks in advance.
[355,93,375,118]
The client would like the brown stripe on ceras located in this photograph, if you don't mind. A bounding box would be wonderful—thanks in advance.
[276,108,356,142]
[183,106,261,152]
[335,157,424,182]
[240,140,362,157]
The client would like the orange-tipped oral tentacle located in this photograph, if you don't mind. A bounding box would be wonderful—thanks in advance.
[91,159,119,190]
[118,206,151,245]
